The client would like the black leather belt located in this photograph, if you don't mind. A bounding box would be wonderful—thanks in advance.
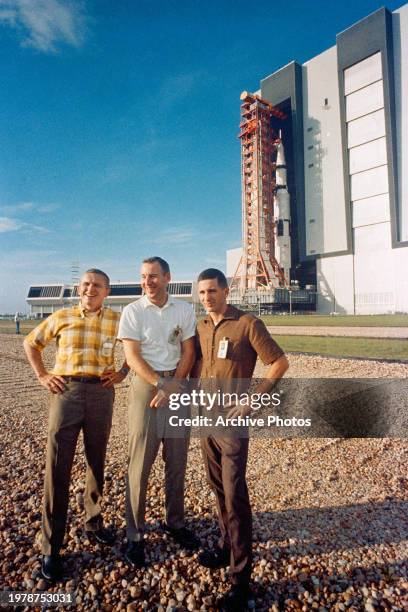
[63,376,101,384]
[155,369,176,378]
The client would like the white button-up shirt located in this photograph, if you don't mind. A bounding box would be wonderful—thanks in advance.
[118,294,196,371]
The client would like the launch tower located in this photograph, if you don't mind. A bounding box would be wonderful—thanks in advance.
[230,91,288,297]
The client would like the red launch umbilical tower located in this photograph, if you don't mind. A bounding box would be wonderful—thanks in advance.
[230,91,287,295]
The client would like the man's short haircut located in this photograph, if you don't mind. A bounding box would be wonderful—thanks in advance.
[197,268,228,289]
[142,256,170,275]
[84,268,110,287]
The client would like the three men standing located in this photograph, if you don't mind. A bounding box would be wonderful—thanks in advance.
[118,257,198,567]
[24,269,128,581]
[194,268,289,612]
[23,260,288,607]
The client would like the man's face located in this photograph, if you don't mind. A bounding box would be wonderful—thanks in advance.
[141,262,170,301]
[198,278,229,314]
[78,273,110,312]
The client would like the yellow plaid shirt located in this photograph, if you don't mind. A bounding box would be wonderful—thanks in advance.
[25,305,121,376]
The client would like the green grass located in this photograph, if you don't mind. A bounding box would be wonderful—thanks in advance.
[2,314,408,334]
[277,334,408,361]
[1,321,406,360]
[260,314,408,327]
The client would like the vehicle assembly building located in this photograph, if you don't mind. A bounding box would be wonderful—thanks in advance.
[228,3,408,314]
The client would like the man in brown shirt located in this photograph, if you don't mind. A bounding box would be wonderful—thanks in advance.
[194,269,289,612]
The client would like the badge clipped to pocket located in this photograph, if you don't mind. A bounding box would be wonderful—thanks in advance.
[102,340,114,357]
[217,337,229,359]
[168,325,182,345]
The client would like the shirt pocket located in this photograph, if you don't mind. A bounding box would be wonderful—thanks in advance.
[100,336,116,359]
[227,338,246,361]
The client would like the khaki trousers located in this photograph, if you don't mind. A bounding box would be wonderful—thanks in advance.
[42,381,114,555]
[201,436,252,585]
[126,375,190,541]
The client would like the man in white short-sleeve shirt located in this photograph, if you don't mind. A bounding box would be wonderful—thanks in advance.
[118,256,198,567]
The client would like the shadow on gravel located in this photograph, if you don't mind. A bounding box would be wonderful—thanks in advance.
[253,498,408,552]
[248,499,408,609]
[177,502,408,610]
[253,557,408,611]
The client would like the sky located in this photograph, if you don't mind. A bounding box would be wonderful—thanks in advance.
[0,0,405,312]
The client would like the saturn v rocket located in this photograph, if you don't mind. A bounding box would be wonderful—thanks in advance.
[230,92,291,294]
[273,136,292,285]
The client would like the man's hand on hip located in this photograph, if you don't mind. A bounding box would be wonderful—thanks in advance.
[101,370,127,388]
[38,373,67,394]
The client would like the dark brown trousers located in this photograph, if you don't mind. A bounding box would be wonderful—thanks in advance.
[41,381,114,555]
[201,436,252,585]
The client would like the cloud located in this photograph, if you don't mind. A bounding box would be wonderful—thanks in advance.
[36,203,60,213]
[150,226,198,246]
[0,216,23,232]
[29,224,51,234]
[0,0,86,53]
[0,216,50,233]
[0,201,59,215]
[0,201,34,214]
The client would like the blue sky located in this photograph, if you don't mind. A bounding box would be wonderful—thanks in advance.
[0,0,405,312]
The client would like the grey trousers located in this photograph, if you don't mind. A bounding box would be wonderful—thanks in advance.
[126,375,190,541]
[42,381,114,555]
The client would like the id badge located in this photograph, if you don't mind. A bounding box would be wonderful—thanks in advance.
[102,341,114,357]
[217,338,229,359]
[168,325,182,345]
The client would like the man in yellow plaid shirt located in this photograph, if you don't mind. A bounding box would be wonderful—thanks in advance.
[24,269,129,581]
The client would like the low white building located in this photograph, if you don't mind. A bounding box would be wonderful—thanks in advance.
[27,281,195,317]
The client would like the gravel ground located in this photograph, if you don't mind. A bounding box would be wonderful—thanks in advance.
[266,326,408,339]
[0,334,407,611]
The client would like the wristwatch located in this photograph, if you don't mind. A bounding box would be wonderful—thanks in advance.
[155,376,166,390]
[120,366,130,376]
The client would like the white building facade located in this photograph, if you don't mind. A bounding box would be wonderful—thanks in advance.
[233,4,408,314]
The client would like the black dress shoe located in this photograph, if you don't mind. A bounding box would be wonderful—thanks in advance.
[125,541,145,568]
[217,584,251,612]
[199,546,230,569]
[163,524,200,550]
[86,527,116,546]
[41,554,63,581]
